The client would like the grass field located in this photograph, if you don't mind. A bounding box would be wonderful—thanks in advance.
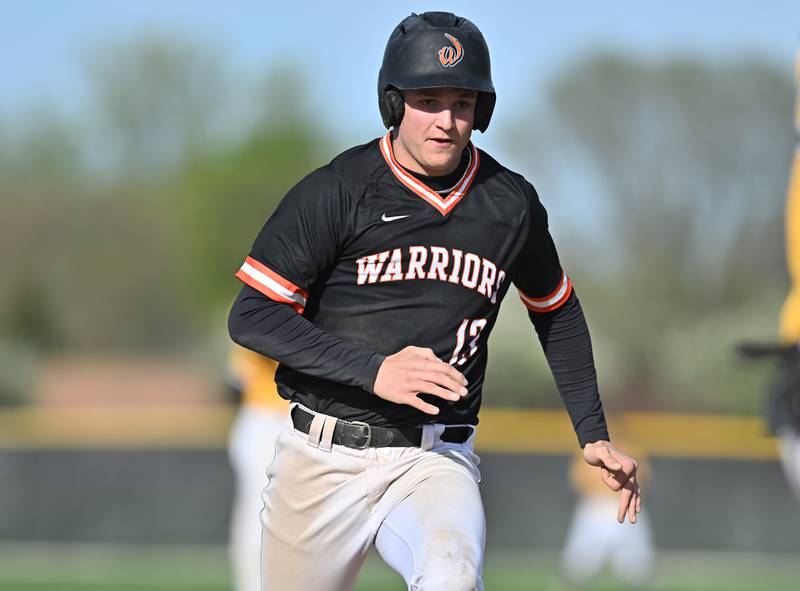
[0,542,797,591]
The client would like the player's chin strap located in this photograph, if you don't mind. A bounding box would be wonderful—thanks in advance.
[291,405,472,449]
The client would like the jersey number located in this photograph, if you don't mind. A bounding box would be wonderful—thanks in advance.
[449,318,487,366]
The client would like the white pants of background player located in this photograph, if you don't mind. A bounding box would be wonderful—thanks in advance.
[228,406,286,591]
[778,428,800,503]
[259,406,485,591]
[560,496,655,587]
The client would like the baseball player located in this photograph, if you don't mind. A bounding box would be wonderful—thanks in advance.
[226,346,288,591]
[772,46,800,501]
[228,12,640,591]
[558,437,655,588]
[741,48,800,503]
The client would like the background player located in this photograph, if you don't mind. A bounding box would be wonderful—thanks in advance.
[228,11,640,590]
[226,346,287,591]
[557,435,655,589]
[739,47,800,503]
[772,46,800,501]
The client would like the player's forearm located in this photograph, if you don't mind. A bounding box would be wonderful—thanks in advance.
[228,285,385,392]
[528,291,609,446]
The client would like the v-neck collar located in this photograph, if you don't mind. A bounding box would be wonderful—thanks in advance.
[379,132,480,216]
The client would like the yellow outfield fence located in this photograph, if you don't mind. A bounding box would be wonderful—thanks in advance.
[0,406,779,460]
[477,409,778,459]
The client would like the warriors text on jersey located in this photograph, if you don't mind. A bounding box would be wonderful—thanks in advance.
[233,133,590,431]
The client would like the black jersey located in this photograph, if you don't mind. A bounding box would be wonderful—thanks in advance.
[235,133,573,427]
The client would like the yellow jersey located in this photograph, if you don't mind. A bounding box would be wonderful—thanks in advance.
[779,49,800,343]
[228,347,289,411]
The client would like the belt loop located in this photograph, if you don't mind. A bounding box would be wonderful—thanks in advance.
[319,416,336,452]
[307,413,326,449]
[433,423,446,446]
[421,424,435,451]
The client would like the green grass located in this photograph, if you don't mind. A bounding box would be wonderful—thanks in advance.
[0,543,796,591]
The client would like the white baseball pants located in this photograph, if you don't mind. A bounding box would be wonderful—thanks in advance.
[228,406,286,591]
[560,496,655,586]
[259,407,485,591]
[778,428,800,502]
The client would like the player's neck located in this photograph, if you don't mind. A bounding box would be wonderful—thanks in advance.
[401,148,470,195]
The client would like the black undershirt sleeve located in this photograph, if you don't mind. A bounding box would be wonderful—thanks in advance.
[528,290,610,447]
[228,284,385,394]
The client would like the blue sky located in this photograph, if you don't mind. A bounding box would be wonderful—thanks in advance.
[3,1,797,236]
[4,1,798,150]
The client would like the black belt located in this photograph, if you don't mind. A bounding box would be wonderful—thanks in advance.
[291,406,472,449]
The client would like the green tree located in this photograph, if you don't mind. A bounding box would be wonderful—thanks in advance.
[86,33,231,175]
[543,54,794,409]
[0,110,84,194]
[170,66,328,318]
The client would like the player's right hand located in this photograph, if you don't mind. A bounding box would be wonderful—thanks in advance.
[373,346,468,415]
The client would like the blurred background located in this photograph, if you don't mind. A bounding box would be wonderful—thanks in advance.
[2,1,800,589]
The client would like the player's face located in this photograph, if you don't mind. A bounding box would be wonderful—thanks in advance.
[393,88,476,176]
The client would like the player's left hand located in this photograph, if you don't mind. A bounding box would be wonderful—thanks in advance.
[582,440,641,524]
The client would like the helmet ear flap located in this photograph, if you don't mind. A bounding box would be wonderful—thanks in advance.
[380,87,495,132]
[473,92,496,133]
[379,87,405,129]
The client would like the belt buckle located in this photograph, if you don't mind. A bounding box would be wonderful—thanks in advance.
[349,421,372,449]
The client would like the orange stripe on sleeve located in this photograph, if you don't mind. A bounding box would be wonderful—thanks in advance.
[235,257,307,314]
[518,272,573,313]
[243,257,309,298]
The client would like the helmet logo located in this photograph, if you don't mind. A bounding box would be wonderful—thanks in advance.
[438,34,464,68]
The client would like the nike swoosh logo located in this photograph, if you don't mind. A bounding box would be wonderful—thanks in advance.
[381,214,410,222]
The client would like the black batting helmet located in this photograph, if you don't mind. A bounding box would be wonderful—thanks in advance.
[378,12,496,133]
